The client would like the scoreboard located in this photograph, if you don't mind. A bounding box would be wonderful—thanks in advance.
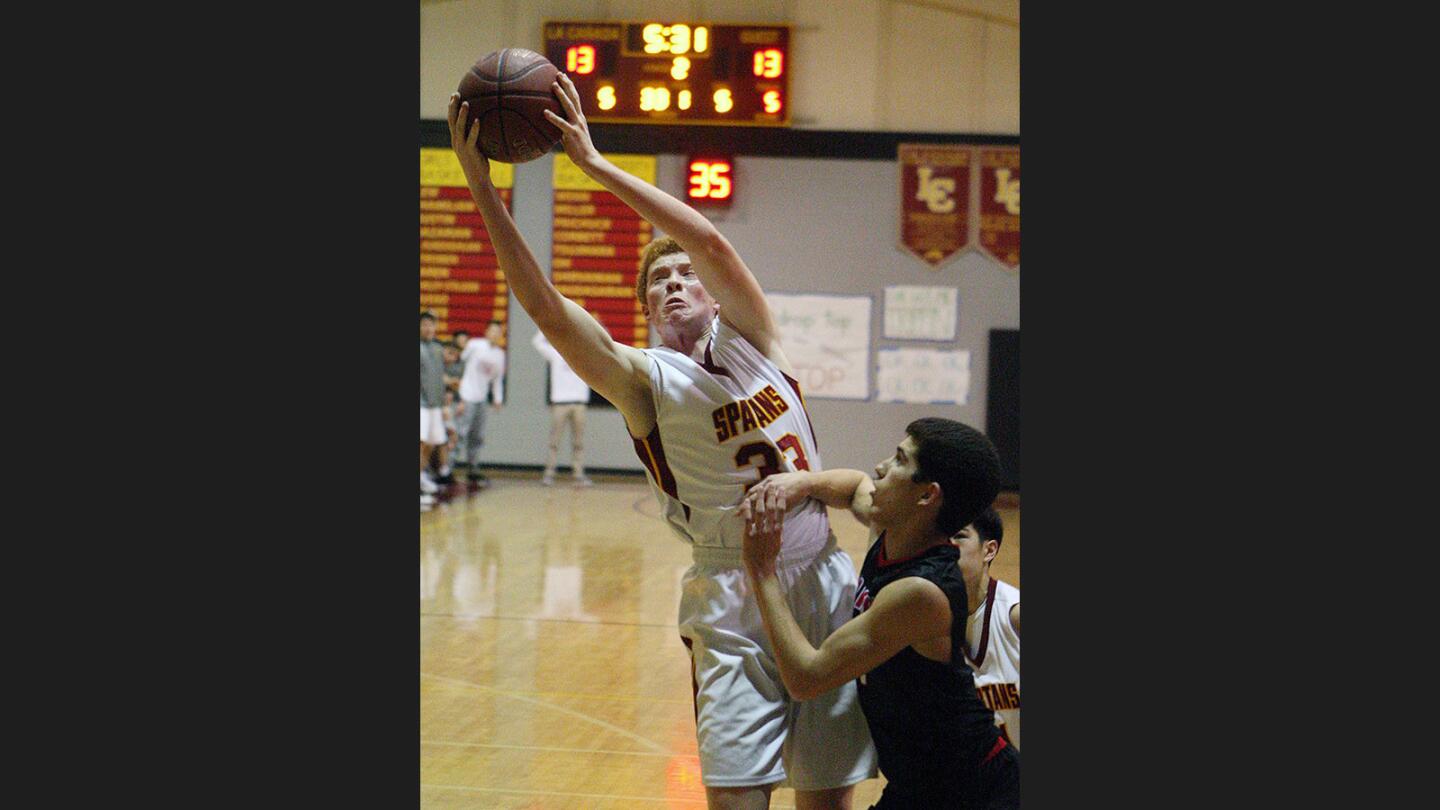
[542,20,791,126]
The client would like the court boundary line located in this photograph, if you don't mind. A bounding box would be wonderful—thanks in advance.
[423,684,690,705]
[420,739,691,758]
[420,611,676,628]
[420,783,708,803]
[421,671,671,753]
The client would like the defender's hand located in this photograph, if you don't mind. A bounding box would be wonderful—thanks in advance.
[739,472,811,539]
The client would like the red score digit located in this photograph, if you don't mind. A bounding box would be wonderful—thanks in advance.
[688,159,733,203]
[566,44,596,74]
[752,48,783,78]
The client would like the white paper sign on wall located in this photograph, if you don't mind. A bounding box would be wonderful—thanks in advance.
[766,293,872,400]
[883,286,959,341]
[876,348,970,404]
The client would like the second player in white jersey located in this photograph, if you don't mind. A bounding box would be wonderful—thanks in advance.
[966,577,1021,748]
[955,506,1021,748]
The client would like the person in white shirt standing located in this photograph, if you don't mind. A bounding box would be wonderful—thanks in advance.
[453,321,506,489]
[532,331,594,487]
[953,506,1021,749]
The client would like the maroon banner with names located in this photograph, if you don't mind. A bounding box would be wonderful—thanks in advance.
[977,147,1020,270]
[420,148,513,345]
[898,144,972,268]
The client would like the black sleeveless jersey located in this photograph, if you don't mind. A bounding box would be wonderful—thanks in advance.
[854,534,1002,806]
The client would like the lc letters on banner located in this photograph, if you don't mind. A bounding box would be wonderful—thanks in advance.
[898,144,972,268]
[897,143,1019,272]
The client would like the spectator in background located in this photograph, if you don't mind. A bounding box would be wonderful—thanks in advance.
[454,320,506,489]
[419,312,447,506]
[430,341,466,486]
[442,388,460,477]
[532,331,593,487]
[443,341,464,394]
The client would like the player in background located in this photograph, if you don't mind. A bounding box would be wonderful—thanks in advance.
[740,419,1019,809]
[531,331,594,487]
[953,507,1020,750]
[446,73,874,810]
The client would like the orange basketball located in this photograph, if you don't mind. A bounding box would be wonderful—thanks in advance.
[457,48,564,164]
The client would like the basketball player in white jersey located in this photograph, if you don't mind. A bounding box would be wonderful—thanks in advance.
[954,507,1021,749]
[447,74,875,810]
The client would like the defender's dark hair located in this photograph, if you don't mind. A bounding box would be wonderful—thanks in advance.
[419,311,436,323]
[971,506,1004,551]
[906,417,1002,536]
[453,329,470,339]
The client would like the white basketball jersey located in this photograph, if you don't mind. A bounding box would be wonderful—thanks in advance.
[965,578,1021,749]
[636,317,830,556]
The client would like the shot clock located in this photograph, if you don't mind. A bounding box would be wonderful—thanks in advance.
[687,157,734,206]
[542,20,791,126]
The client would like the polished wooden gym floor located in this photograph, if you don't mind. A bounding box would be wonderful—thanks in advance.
[420,472,1021,809]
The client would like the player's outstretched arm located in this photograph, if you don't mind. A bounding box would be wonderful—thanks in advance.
[739,470,874,538]
[449,94,653,431]
[543,74,787,369]
[744,518,951,700]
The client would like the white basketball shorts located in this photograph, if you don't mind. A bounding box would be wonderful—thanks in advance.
[678,537,878,790]
[420,407,446,445]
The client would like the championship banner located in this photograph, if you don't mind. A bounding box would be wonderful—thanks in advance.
[419,148,514,345]
[898,144,972,268]
[551,153,656,348]
[977,146,1020,270]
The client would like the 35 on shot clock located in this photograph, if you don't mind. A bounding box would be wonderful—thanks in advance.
[542,20,791,126]
[687,157,734,207]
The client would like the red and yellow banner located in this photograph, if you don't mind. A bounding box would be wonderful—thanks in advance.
[420,148,513,344]
[977,147,1020,270]
[898,144,973,269]
[552,154,657,348]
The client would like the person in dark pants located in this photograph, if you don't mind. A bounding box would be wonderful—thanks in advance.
[740,418,1019,809]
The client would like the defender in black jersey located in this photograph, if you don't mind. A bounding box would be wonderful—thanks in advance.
[740,418,1019,808]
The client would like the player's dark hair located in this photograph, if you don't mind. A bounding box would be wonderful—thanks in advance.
[453,329,470,339]
[488,319,503,328]
[420,311,436,323]
[906,417,1001,536]
[971,506,1004,551]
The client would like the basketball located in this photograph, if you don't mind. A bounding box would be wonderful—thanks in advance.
[457,48,563,164]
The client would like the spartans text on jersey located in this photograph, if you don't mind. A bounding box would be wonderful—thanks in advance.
[711,385,791,442]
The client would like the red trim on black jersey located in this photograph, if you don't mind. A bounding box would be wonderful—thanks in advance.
[875,533,955,568]
[778,370,818,449]
[981,735,1008,765]
[966,578,1000,667]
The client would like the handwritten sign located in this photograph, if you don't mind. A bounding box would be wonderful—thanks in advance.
[766,293,872,400]
[884,286,958,340]
[876,348,970,404]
